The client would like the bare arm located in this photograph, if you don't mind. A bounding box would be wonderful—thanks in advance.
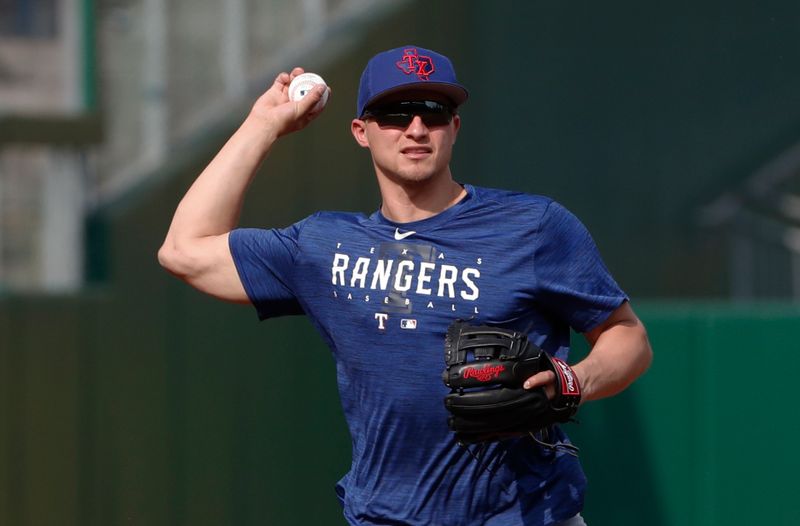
[524,301,653,402]
[157,68,329,301]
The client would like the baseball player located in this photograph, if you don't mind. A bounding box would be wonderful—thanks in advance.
[159,45,653,526]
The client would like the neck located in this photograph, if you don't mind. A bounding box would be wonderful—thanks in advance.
[377,170,466,223]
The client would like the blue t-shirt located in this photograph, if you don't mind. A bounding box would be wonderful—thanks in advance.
[229,184,627,526]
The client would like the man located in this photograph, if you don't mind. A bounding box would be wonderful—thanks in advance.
[159,45,652,526]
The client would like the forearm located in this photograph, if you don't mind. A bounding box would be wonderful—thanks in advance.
[572,317,652,403]
[164,114,278,246]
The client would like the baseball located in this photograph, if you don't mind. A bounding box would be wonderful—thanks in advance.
[288,72,329,110]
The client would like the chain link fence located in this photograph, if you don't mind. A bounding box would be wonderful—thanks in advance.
[699,140,800,300]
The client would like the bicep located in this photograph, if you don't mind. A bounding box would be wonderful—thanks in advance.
[581,301,652,379]
[583,301,642,347]
[160,233,250,304]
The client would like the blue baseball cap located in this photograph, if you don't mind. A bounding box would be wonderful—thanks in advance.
[356,45,469,117]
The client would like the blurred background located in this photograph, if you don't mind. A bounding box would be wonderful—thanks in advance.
[1,0,799,524]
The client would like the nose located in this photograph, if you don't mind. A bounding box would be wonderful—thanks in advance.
[404,115,429,139]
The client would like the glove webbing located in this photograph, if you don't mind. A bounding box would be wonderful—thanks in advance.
[445,322,527,366]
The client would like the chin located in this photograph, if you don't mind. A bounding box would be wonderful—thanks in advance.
[394,170,437,185]
[375,159,445,186]
[397,163,442,183]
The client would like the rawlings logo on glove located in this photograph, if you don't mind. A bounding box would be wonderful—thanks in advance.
[462,364,506,382]
[552,357,579,395]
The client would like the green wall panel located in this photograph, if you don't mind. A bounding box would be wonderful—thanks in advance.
[4,297,799,525]
[571,303,800,526]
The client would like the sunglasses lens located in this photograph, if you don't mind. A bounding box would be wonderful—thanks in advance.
[364,101,453,128]
[421,112,453,127]
[376,113,414,127]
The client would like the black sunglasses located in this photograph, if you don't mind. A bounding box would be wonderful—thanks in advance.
[361,100,455,128]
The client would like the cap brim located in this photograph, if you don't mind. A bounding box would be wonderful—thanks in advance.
[361,82,469,114]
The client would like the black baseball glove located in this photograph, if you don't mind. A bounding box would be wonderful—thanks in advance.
[442,320,582,444]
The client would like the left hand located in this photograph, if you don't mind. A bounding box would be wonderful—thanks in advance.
[523,369,558,399]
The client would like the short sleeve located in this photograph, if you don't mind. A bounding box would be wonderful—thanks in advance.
[229,219,310,319]
[533,202,628,332]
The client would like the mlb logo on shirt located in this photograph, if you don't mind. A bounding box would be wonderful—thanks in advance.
[400,319,417,330]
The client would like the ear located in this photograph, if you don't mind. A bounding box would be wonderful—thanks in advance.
[452,114,461,144]
[351,119,370,148]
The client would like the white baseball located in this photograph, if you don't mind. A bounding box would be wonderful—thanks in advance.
[288,72,329,110]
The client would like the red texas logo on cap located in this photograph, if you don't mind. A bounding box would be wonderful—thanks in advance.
[396,48,435,81]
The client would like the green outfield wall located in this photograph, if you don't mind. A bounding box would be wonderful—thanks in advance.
[3,0,800,524]
[3,296,800,525]
[569,303,800,525]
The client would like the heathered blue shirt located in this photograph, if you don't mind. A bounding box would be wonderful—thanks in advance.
[229,184,627,526]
